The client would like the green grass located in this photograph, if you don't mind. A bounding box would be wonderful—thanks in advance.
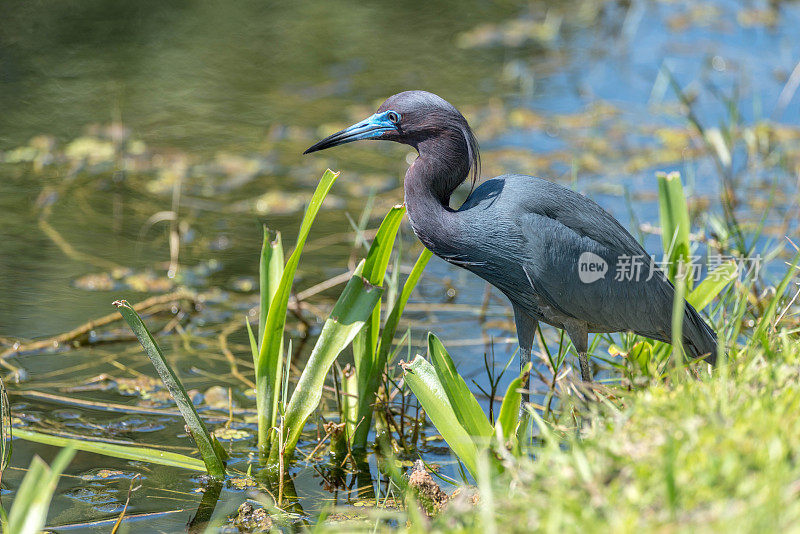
[1,447,75,534]
[8,131,797,531]
[430,348,800,532]
[321,323,800,532]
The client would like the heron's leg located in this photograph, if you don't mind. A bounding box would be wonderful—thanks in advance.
[512,306,537,410]
[519,345,531,404]
[578,353,592,382]
[565,323,591,382]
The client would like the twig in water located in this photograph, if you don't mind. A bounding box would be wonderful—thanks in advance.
[111,473,142,534]
[11,389,236,421]
[1,290,196,360]
[219,322,257,389]
[168,172,183,279]
[38,203,122,271]
[303,426,336,462]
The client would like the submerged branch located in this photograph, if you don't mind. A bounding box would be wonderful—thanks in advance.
[0,290,196,361]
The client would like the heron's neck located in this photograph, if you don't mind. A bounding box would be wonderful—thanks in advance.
[403,134,470,254]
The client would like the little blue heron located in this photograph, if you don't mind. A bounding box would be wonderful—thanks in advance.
[304,90,717,390]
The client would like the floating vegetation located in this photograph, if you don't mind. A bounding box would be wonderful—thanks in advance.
[73,261,221,293]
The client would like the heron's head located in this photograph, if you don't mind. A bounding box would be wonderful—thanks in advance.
[304,90,480,185]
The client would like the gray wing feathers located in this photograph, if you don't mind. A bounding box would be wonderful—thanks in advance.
[466,175,717,359]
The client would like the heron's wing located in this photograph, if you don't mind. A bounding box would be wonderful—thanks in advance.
[512,211,672,338]
[501,179,675,338]
[521,179,650,258]
[458,175,712,351]
[460,175,649,259]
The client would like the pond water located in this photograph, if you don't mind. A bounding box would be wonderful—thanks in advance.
[1,0,799,530]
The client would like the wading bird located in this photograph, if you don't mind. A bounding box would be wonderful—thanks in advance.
[304,90,716,392]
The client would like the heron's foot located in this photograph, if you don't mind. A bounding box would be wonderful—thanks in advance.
[578,352,592,382]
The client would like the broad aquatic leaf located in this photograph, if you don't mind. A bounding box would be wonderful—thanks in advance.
[496,362,532,441]
[258,228,284,363]
[657,171,692,286]
[341,366,360,444]
[6,447,74,534]
[14,428,206,472]
[272,262,382,460]
[401,355,481,479]
[687,261,737,310]
[428,333,493,439]
[670,274,688,364]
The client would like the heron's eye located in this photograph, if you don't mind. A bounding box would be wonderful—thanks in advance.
[387,111,400,124]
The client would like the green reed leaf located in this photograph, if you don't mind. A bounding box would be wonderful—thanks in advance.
[114,300,226,479]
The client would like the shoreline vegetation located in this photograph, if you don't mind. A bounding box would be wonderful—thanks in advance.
[2,159,798,531]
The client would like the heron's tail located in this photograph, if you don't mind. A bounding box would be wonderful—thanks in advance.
[682,302,718,364]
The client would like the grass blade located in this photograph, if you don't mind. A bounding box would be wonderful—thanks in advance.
[357,204,405,358]
[271,261,382,461]
[0,377,10,488]
[113,300,226,479]
[657,171,692,285]
[5,447,74,534]
[401,355,481,479]
[496,362,532,441]
[626,260,737,372]
[257,169,339,454]
[13,428,206,472]
[360,205,405,287]
[751,250,800,342]
[670,274,687,367]
[351,206,405,443]
[245,316,259,369]
[258,228,284,365]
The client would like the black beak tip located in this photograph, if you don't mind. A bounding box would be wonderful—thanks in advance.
[303,141,326,155]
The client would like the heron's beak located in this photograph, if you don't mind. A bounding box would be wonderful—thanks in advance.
[303,112,397,154]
